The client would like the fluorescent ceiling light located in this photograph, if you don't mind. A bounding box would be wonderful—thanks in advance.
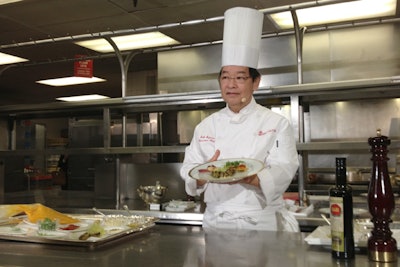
[56,94,110,102]
[0,52,28,65]
[0,0,23,5]
[270,0,397,29]
[36,76,106,86]
[75,31,180,53]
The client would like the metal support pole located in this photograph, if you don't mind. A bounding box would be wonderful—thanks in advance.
[291,9,305,85]
[115,155,120,209]
[103,108,111,148]
[291,9,307,205]
[122,114,127,148]
[104,37,137,147]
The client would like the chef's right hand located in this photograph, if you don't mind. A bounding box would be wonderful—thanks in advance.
[196,149,220,187]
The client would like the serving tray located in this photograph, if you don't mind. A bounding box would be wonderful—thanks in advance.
[0,214,157,249]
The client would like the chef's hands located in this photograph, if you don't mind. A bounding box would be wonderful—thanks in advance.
[209,149,221,162]
[239,174,260,188]
[196,150,220,187]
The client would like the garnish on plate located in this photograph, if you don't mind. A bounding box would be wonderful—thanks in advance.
[210,161,248,178]
[78,221,105,240]
[59,224,79,231]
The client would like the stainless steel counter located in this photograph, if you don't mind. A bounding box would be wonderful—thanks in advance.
[0,224,398,267]
[58,207,330,232]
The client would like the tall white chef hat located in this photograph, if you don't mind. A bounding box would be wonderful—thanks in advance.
[221,7,264,69]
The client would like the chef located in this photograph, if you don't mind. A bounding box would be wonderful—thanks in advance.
[180,7,299,231]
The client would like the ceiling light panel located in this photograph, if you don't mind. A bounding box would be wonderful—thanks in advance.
[270,0,397,29]
[0,52,28,65]
[0,0,22,5]
[75,32,180,53]
[36,76,106,86]
[56,94,110,102]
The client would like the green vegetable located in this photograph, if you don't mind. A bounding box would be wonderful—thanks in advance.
[224,161,244,168]
[79,220,106,240]
[39,218,56,231]
[87,220,105,236]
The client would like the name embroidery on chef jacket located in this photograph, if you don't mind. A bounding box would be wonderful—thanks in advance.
[199,135,215,143]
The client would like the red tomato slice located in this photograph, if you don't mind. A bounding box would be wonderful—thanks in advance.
[60,224,79,230]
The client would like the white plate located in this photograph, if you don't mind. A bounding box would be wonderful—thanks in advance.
[189,158,264,183]
[318,208,369,217]
[164,200,196,212]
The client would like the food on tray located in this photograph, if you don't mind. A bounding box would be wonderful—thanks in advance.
[206,160,248,178]
[0,204,79,224]
[79,221,105,240]
[59,224,80,231]
[38,218,57,231]
[0,210,157,246]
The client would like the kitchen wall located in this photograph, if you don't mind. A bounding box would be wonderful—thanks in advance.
[158,22,400,172]
[158,23,400,92]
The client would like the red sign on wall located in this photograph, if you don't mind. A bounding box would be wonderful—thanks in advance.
[74,55,93,78]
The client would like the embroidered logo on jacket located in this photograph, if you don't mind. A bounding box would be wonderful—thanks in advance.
[199,135,215,143]
[257,129,276,136]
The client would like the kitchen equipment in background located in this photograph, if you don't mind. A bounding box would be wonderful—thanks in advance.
[307,168,372,184]
[137,181,167,210]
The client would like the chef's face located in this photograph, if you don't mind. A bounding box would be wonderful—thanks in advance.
[219,65,260,113]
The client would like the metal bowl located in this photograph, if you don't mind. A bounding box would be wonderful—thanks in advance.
[137,181,167,204]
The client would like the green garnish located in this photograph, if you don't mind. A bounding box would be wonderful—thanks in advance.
[87,220,105,236]
[39,218,56,231]
[224,161,244,168]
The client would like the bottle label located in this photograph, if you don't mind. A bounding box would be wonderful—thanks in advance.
[330,196,345,252]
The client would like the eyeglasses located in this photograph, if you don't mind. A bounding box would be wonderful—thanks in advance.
[219,76,251,84]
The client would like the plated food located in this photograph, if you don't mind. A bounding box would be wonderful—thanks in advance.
[0,204,157,248]
[189,158,264,183]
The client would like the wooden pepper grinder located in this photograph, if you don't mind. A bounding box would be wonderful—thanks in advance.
[367,129,397,262]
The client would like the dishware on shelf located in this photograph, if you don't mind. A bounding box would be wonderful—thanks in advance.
[137,181,168,205]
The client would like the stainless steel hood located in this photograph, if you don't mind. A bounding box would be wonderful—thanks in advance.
[0,76,399,119]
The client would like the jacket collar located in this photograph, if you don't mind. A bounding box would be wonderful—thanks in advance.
[224,97,256,124]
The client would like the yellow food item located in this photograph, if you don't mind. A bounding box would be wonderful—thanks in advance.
[0,204,79,224]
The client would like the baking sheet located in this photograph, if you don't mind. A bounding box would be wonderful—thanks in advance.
[305,225,400,250]
[0,214,157,249]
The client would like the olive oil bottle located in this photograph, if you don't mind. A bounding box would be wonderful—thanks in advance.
[329,157,355,259]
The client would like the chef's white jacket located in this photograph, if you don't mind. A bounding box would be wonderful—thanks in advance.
[180,98,299,231]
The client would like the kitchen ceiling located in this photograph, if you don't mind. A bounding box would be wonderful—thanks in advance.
[0,0,399,105]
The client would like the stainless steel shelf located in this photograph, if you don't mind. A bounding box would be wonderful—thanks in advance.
[297,140,400,151]
[0,145,187,156]
[1,139,399,157]
[0,76,399,118]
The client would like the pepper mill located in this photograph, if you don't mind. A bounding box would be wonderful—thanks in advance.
[367,129,397,262]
